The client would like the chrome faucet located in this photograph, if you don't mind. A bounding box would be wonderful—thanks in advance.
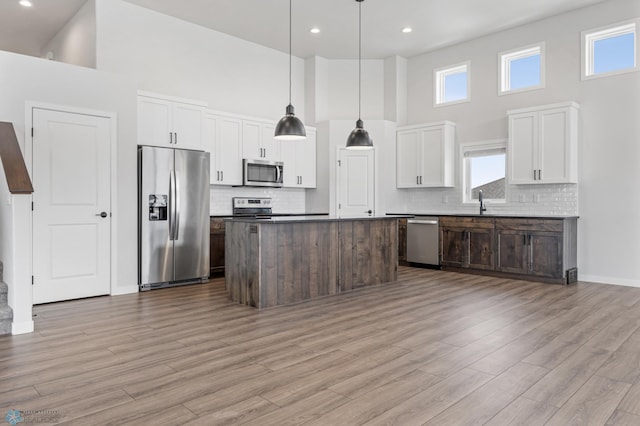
[479,190,487,215]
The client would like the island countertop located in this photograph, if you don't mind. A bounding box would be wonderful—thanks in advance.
[226,215,410,224]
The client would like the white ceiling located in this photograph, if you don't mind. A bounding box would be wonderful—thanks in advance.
[1,0,610,59]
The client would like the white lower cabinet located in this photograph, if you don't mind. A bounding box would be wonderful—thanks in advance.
[280,129,316,188]
[508,102,579,184]
[204,113,243,186]
[397,121,455,188]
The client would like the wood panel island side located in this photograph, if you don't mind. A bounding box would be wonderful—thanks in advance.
[225,216,400,308]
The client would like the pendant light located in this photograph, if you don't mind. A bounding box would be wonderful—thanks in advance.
[274,0,306,140]
[346,0,373,149]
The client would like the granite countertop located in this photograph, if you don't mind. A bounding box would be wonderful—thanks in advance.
[226,215,410,224]
[210,212,329,218]
[387,213,579,219]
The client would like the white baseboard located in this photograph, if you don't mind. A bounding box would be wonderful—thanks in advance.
[12,320,34,335]
[110,284,139,296]
[579,274,640,288]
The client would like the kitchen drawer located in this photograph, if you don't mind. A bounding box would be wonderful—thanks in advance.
[496,218,563,233]
[440,216,494,229]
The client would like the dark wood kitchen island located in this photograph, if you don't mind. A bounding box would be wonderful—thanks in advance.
[225,216,400,308]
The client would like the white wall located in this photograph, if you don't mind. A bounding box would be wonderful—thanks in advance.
[95,0,306,122]
[384,56,408,125]
[41,0,96,68]
[0,51,138,332]
[404,0,640,286]
[327,60,385,121]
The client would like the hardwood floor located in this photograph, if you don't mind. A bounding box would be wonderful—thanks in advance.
[2,266,640,425]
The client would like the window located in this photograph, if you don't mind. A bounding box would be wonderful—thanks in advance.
[434,61,470,106]
[461,141,507,204]
[499,43,545,94]
[582,20,638,79]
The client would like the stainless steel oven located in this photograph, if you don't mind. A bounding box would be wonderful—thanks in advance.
[232,197,272,217]
[243,159,283,187]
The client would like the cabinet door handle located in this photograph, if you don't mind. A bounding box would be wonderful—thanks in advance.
[529,234,533,271]
[174,132,178,145]
[420,176,423,185]
[169,132,173,144]
[221,171,224,181]
[539,169,542,180]
[216,171,220,181]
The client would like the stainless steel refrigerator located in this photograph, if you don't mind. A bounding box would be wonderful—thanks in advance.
[138,146,210,290]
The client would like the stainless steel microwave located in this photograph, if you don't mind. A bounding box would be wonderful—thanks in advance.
[243,159,283,187]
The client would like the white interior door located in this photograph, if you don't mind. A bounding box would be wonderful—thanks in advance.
[32,108,111,304]
[337,148,375,217]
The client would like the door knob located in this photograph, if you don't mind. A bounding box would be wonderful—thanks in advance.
[96,212,108,218]
[366,210,373,215]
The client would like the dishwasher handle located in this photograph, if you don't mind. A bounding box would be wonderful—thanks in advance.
[407,219,439,225]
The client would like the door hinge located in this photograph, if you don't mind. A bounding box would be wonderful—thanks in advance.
[31,127,34,137]
[31,202,34,211]
[339,203,341,209]
[338,160,341,166]
[31,276,34,285]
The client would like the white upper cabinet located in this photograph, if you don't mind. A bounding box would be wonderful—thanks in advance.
[242,120,280,162]
[396,121,455,188]
[508,102,579,184]
[204,113,243,186]
[137,92,206,151]
[280,128,316,188]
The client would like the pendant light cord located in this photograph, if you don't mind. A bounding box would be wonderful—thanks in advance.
[358,0,362,120]
[289,0,292,106]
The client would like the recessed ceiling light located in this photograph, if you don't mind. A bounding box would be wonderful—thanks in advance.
[310,27,320,34]
[19,0,32,7]
[402,27,413,33]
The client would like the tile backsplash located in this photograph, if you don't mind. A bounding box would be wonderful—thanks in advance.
[209,186,306,215]
[211,183,577,217]
[395,183,578,216]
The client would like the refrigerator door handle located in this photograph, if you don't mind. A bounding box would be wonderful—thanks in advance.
[169,169,176,240]
[174,169,180,240]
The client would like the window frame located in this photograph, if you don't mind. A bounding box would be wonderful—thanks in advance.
[581,19,639,80]
[498,42,545,95]
[433,61,471,107]
[460,139,507,205]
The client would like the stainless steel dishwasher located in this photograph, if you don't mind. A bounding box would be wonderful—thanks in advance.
[407,216,440,266]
